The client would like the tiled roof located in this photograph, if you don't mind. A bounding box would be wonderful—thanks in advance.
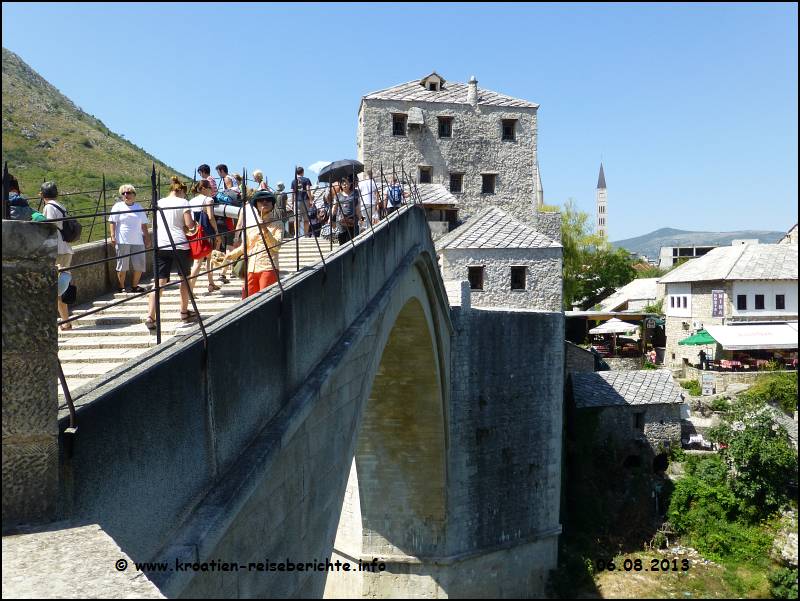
[413,183,458,206]
[659,243,798,283]
[436,206,560,250]
[597,278,659,312]
[571,370,684,409]
[363,80,539,109]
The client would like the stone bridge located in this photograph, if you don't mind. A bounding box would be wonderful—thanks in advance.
[3,205,564,598]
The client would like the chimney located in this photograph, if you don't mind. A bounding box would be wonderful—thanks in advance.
[467,75,478,107]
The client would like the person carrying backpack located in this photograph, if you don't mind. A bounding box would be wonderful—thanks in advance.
[41,181,75,330]
[386,175,406,215]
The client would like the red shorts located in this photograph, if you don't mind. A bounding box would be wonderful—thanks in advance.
[243,270,278,298]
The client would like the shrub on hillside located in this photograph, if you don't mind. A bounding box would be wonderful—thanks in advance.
[740,372,798,415]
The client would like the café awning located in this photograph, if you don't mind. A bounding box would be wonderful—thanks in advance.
[589,318,639,335]
[678,329,717,346]
[704,323,799,351]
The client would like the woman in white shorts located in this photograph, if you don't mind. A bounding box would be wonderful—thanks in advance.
[108,184,151,293]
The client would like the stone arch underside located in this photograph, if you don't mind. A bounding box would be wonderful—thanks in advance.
[324,265,449,598]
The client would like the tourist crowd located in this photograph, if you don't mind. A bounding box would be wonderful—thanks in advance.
[5,163,410,331]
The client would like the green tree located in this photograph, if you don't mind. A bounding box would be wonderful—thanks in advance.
[560,200,635,309]
[709,401,798,521]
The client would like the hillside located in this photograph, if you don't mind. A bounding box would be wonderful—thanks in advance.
[1,47,185,239]
[612,227,785,259]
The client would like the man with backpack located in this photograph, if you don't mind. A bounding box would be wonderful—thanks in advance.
[385,175,406,215]
[41,181,78,330]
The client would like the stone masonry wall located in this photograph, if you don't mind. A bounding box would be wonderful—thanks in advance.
[440,247,562,311]
[593,404,682,452]
[535,210,561,242]
[359,98,539,227]
[447,306,564,594]
[565,341,595,375]
[2,221,60,529]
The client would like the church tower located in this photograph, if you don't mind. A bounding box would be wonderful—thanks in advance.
[596,163,607,238]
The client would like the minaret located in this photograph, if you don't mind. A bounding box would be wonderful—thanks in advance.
[596,163,607,238]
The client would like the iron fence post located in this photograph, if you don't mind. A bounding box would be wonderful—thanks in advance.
[242,167,248,298]
[102,174,110,288]
[2,162,10,220]
[294,166,300,272]
[151,165,161,344]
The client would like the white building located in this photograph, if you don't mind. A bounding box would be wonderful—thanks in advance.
[357,72,543,229]
[658,243,798,367]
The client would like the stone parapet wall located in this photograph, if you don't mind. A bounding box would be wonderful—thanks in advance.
[2,221,60,529]
[68,231,153,305]
[605,357,644,371]
[682,365,797,392]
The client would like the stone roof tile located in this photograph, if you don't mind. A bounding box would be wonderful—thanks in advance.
[363,80,539,109]
[435,206,560,250]
[571,369,684,409]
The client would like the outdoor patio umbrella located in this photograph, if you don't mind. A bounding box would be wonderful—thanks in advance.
[588,318,639,335]
[317,159,364,184]
[678,329,717,345]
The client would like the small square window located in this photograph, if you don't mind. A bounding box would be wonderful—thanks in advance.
[755,294,765,310]
[428,82,438,91]
[438,116,453,138]
[502,119,517,141]
[419,166,432,184]
[392,114,407,136]
[468,266,484,291]
[737,295,747,310]
[449,173,463,194]
[481,173,496,194]
[511,266,526,290]
[776,294,786,310]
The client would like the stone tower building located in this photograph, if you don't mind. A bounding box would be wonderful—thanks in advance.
[596,163,607,238]
[357,72,542,227]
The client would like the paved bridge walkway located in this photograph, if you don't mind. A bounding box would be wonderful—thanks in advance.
[57,238,332,400]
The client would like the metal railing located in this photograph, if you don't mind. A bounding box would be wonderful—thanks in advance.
[2,161,425,431]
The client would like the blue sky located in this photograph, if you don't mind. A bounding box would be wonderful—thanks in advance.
[2,2,797,239]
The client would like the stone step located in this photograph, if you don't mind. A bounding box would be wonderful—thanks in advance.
[58,348,150,363]
[73,302,237,316]
[61,362,124,378]
[58,322,196,338]
[57,377,97,398]
[59,336,163,350]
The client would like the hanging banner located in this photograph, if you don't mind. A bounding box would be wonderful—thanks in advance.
[712,290,725,318]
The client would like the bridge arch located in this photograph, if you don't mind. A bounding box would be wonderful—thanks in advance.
[324,256,449,598]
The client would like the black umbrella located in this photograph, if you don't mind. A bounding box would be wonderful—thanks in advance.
[317,159,364,184]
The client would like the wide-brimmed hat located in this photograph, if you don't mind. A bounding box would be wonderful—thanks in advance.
[250,190,276,207]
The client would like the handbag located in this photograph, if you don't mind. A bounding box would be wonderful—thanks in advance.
[187,225,212,260]
[61,283,77,305]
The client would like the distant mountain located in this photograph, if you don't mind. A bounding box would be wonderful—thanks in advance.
[612,227,785,259]
[1,47,185,237]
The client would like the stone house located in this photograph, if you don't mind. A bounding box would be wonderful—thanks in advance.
[659,243,798,368]
[436,206,562,311]
[569,369,685,460]
[357,72,544,230]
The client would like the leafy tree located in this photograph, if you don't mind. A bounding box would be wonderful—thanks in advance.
[709,400,798,521]
[560,200,635,309]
